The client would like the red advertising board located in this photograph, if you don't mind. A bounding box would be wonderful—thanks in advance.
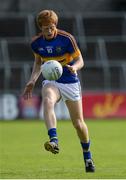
[82,92,126,118]
[0,93,126,120]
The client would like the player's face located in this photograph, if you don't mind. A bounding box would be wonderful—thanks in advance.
[41,24,57,40]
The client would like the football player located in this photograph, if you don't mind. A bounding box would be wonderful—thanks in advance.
[23,9,95,173]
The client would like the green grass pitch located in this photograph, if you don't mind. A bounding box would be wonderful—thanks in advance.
[0,119,126,179]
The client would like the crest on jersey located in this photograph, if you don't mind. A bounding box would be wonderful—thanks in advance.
[56,46,62,53]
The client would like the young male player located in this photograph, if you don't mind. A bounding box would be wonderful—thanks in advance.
[23,9,95,172]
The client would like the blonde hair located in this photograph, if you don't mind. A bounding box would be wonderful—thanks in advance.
[36,10,58,29]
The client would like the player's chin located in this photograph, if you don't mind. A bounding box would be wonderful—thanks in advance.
[46,35,54,40]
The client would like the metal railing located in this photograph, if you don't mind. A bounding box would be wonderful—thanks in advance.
[0,11,126,93]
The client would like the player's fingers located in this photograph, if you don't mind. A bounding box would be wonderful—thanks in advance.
[22,89,28,99]
[27,92,30,99]
[23,93,28,100]
[65,65,70,68]
[29,91,32,99]
[22,84,33,100]
[66,65,72,71]
[22,89,30,100]
[66,65,76,74]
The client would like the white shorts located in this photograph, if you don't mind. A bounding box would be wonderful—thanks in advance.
[42,80,82,101]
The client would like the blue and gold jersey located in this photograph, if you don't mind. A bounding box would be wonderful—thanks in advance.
[31,29,81,83]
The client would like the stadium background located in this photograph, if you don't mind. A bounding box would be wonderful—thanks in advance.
[0,0,126,120]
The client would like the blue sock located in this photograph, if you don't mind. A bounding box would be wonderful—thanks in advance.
[83,151,92,160]
[81,141,92,160]
[48,128,58,143]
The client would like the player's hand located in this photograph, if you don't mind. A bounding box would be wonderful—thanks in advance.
[66,65,77,74]
[22,81,35,100]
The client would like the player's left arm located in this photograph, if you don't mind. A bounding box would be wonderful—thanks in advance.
[66,33,84,73]
[66,53,84,73]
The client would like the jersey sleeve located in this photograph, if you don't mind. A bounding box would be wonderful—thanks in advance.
[31,40,38,54]
[67,35,81,59]
[31,37,42,59]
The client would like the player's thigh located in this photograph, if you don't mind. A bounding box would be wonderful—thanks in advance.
[65,99,84,121]
[42,83,61,103]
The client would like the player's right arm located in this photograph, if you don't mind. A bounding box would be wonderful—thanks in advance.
[22,54,42,100]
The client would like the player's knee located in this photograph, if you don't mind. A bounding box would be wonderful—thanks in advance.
[43,97,54,109]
